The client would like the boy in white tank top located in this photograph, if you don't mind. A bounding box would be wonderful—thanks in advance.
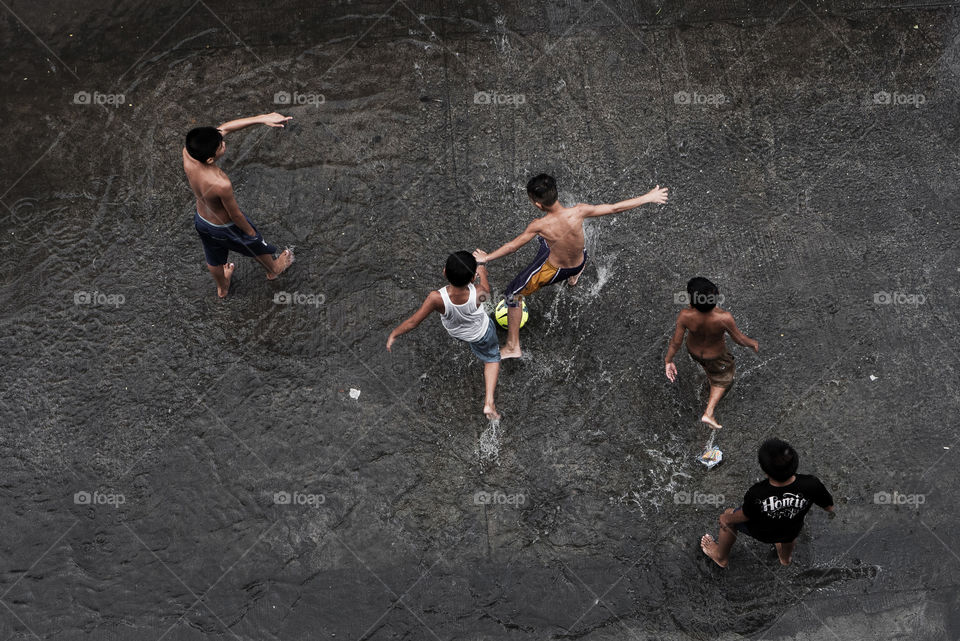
[387,251,502,419]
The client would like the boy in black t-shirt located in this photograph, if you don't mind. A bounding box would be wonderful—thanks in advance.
[701,438,835,568]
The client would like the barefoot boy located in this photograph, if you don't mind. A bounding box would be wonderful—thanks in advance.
[183,112,295,298]
[664,277,758,429]
[700,438,835,568]
[387,251,501,419]
[474,174,668,359]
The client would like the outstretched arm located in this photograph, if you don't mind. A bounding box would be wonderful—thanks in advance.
[218,112,292,135]
[723,315,759,353]
[480,223,538,263]
[581,185,669,218]
[386,292,443,351]
[664,315,687,381]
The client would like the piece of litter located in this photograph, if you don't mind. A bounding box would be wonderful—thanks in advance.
[699,447,723,469]
[349,388,361,399]
[869,375,878,381]
[944,446,951,450]
[698,431,723,469]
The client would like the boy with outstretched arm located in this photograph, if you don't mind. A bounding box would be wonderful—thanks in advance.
[474,174,668,359]
[701,438,835,568]
[387,252,502,420]
[183,112,295,298]
[664,277,758,429]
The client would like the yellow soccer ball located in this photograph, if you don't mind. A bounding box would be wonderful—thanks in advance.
[494,299,529,329]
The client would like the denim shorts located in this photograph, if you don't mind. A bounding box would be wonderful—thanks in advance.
[467,320,501,363]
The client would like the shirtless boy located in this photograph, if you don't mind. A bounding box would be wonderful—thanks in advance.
[183,112,295,297]
[664,277,758,429]
[474,174,669,358]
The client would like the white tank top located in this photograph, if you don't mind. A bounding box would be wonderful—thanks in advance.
[438,283,489,343]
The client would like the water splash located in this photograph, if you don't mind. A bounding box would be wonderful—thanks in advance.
[582,219,616,298]
[611,447,692,515]
[477,418,502,465]
[588,257,615,298]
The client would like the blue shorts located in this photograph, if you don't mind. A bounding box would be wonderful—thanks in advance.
[505,236,587,307]
[467,320,501,363]
[194,212,277,266]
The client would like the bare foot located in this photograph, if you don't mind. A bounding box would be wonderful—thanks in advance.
[218,263,236,298]
[499,345,522,360]
[566,272,581,287]
[483,404,501,420]
[701,414,723,430]
[700,534,728,568]
[266,249,295,280]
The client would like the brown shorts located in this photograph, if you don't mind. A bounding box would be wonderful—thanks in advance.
[689,349,736,389]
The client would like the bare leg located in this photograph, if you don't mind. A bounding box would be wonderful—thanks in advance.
[254,249,295,280]
[701,508,737,568]
[566,271,581,287]
[701,384,727,429]
[206,262,236,298]
[500,303,523,359]
[775,540,796,566]
[482,361,501,420]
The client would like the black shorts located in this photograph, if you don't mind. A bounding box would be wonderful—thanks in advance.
[731,508,795,544]
[194,212,277,266]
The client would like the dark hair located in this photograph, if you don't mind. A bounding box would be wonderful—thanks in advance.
[526,173,558,207]
[758,438,799,482]
[185,127,223,162]
[687,276,719,313]
[445,251,477,287]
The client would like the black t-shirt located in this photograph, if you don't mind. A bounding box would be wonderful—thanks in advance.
[741,474,834,543]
